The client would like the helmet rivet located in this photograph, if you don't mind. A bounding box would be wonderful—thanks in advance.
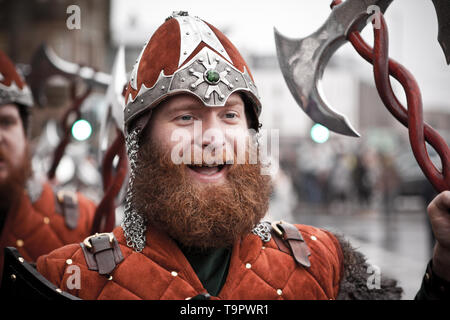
[228,84,234,90]
[189,68,195,74]
[235,77,239,82]
[190,83,197,90]
[161,85,165,90]
[225,67,231,73]
[183,51,187,55]
[219,94,225,100]
[205,94,210,100]
[140,98,144,103]
[181,77,185,82]
[186,32,190,35]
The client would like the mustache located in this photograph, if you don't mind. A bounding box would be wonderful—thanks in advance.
[131,141,273,250]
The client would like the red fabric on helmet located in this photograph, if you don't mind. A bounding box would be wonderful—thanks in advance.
[0,50,26,89]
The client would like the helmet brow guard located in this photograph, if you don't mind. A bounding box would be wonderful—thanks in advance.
[0,50,33,109]
[124,11,262,135]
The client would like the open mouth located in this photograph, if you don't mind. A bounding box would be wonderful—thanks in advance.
[186,163,231,182]
[187,163,228,175]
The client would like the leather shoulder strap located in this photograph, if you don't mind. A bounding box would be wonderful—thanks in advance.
[270,221,311,268]
[54,190,79,230]
[80,233,124,276]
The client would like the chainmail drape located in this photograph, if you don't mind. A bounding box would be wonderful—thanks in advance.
[121,128,147,252]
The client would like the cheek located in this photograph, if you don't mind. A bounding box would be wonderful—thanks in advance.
[149,122,192,151]
[226,128,250,150]
[5,129,26,157]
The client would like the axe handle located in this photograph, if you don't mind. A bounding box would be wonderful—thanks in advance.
[47,84,92,180]
[332,0,449,192]
[91,129,128,234]
[370,14,449,192]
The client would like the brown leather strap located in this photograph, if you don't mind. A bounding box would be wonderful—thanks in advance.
[270,221,311,268]
[80,233,124,276]
[54,190,79,230]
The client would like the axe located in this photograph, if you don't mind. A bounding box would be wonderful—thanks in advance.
[274,0,450,137]
[275,0,450,192]
[26,43,111,107]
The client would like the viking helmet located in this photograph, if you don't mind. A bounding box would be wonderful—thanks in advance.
[0,50,33,108]
[0,50,34,131]
[123,11,261,136]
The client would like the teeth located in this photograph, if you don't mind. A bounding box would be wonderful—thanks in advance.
[191,164,221,167]
[191,166,219,176]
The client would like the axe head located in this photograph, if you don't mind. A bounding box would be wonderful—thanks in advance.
[274,0,393,137]
[432,0,450,65]
[27,43,110,107]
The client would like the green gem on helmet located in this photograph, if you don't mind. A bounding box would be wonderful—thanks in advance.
[204,69,220,84]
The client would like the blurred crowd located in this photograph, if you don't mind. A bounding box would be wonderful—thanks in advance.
[269,135,440,221]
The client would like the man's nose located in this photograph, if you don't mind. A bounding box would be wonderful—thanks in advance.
[200,116,226,148]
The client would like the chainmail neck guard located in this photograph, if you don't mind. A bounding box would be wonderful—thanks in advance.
[122,128,147,252]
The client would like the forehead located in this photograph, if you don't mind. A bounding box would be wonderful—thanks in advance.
[0,104,21,117]
[157,93,245,114]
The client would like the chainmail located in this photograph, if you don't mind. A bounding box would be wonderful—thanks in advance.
[121,128,147,252]
[251,222,272,243]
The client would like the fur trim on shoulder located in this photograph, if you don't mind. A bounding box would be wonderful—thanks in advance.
[334,234,403,300]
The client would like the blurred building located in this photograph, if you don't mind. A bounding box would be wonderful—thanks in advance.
[0,0,110,68]
[0,0,111,140]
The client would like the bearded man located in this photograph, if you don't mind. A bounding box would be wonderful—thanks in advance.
[0,50,97,282]
[36,12,450,300]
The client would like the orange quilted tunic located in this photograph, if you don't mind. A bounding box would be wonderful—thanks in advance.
[37,223,344,300]
[0,182,96,275]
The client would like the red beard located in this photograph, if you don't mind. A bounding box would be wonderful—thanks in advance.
[131,142,273,251]
[0,144,32,215]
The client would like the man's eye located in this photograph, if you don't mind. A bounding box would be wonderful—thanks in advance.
[225,113,237,119]
[0,118,14,126]
[180,115,193,121]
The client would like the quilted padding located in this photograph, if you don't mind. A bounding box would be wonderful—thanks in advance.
[0,182,96,276]
[37,223,344,300]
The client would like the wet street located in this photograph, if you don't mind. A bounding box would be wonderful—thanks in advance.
[288,201,433,300]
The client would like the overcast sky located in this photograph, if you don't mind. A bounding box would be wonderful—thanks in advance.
[110,0,450,113]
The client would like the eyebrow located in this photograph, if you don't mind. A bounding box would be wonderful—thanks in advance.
[0,111,19,118]
[166,98,243,114]
[167,102,205,114]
